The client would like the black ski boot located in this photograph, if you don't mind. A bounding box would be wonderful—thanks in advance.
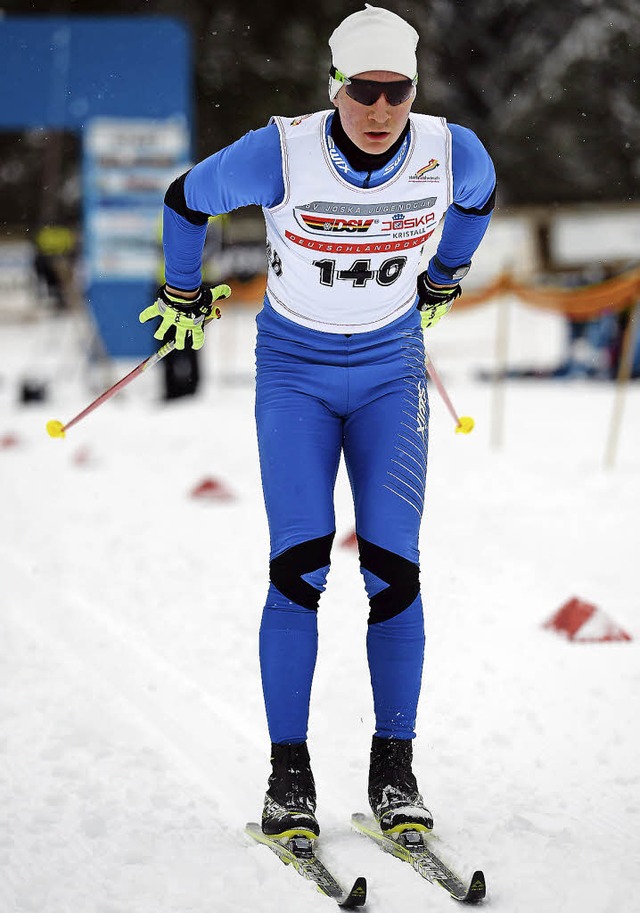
[261,741,320,840]
[368,735,433,834]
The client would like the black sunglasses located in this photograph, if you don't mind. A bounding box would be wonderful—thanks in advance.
[330,66,417,106]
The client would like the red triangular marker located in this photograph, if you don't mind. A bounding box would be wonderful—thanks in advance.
[190,477,235,502]
[0,433,20,449]
[544,597,632,643]
[72,446,94,466]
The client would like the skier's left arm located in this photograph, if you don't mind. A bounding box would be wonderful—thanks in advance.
[417,125,496,328]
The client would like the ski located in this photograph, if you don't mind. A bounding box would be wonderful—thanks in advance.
[351,813,485,904]
[246,822,367,908]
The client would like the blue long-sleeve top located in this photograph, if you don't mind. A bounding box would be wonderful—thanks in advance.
[163,114,496,291]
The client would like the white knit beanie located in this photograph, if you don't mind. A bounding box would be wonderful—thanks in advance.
[328,4,419,101]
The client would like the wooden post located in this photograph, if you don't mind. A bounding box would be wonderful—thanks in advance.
[604,301,640,469]
[491,292,511,450]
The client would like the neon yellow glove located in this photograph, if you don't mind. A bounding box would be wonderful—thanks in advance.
[416,272,462,329]
[139,284,231,350]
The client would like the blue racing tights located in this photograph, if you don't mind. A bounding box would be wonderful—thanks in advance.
[255,301,429,745]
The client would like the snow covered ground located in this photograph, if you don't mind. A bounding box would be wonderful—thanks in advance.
[1,299,639,913]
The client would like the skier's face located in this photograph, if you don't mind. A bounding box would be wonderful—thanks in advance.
[333,70,415,155]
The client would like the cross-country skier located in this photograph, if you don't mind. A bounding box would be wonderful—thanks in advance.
[140,4,496,842]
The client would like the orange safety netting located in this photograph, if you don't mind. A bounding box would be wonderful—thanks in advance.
[229,274,267,304]
[456,267,640,320]
[226,266,640,321]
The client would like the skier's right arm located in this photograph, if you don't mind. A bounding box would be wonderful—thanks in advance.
[162,124,285,293]
[140,124,285,348]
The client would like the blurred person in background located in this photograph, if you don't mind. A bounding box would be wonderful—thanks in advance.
[33,223,77,312]
[140,4,496,841]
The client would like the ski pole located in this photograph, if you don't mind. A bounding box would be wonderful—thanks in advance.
[425,351,474,434]
[46,305,224,440]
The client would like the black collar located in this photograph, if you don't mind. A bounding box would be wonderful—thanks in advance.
[330,110,410,173]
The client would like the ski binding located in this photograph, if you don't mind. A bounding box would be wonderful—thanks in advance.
[351,812,485,903]
[246,822,367,908]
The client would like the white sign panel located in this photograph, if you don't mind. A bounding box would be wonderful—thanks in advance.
[552,209,640,265]
[84,117,190,281]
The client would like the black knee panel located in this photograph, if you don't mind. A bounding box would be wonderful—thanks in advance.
[357,535,420,625]
[269,533,335,611]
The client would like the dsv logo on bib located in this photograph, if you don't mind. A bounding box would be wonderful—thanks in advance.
[300,213,374,234]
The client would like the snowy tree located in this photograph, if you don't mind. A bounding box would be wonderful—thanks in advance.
[411,0,640,204]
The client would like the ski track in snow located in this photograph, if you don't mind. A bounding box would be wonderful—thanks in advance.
[1,307,640,912]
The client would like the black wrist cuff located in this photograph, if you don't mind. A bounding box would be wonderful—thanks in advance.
[163,285,202,305]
